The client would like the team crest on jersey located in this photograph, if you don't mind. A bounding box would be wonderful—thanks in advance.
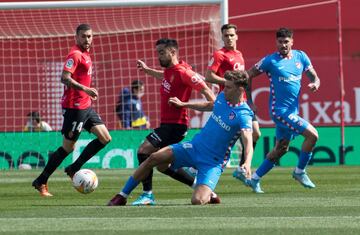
[296,62,301,69]
[229,111,236,120]
[65,59,74,69]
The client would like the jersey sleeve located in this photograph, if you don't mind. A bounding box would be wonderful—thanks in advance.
[207,50,224,73]
[181,69,207,91]
[63,52,81,74]
[254,56,269,73]
[300,51,313,72]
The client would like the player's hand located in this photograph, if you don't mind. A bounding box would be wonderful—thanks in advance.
[240,164,252,179]
[137,60,148,71]
[168,97,184,108]
[85,87,98,100]
[308,80,320,92]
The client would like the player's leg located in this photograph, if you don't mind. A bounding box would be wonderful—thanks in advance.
[32,138,73,197]
[249,122,291,193]
[32,109,78,196]
[107,146,175,206]
[65,109,111,177]
[133,124,195,205]
[192,165,222,205]
[293,122,318,188]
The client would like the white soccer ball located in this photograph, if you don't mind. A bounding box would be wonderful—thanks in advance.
[72,169,98,194]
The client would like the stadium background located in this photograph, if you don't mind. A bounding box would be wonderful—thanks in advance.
[0,0,359,169]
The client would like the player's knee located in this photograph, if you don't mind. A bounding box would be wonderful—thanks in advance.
[62,144,75,153]
[310,130,319,144]
[156,164,168,173]
[191,195,208,205]
[99,136,111,145]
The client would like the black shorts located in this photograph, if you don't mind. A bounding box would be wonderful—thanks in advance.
[61,108,104,141]
[146,123,188,149]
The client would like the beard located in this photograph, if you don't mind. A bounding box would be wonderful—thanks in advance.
[159,59,170,68]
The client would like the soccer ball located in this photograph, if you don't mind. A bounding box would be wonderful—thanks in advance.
[72,169,98,194]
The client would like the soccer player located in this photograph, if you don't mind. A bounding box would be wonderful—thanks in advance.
[206,23,261,183]
[32,24,111,197]
[246,27,320,193]
[130,38,216,205]
[107,70,254,206]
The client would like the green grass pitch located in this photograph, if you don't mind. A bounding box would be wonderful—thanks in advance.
[1,166,360,235]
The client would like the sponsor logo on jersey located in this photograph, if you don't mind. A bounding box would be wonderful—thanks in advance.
[211,113,231,131]
[279,75,301,82]
[162,79,171,93]
[233,63,244,71]
[65,59,74,69]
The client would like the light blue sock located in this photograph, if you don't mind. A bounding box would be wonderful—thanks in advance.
[122,176,140,195]
[297,151,313,170]
[255,159,276,178]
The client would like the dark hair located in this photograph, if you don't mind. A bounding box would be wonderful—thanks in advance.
[131,80,144,92]
[224,70,249,88]
[155,38,178,50]
[76,24,92,35]
[221,24,237,33]
[27,111,41,123]
[276,27,293,38]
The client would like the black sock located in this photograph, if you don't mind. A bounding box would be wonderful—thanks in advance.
[162,168,195,187]
[138,153,153,192]
[36,147,69,184]
[69,139,106,172]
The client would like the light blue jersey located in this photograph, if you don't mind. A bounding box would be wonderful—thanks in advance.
[256,50,313,139]
[170,92,253,190]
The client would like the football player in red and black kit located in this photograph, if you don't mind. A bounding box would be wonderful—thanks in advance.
[32,24,111,197]
[129,38,217,205]
[206,24,261,183]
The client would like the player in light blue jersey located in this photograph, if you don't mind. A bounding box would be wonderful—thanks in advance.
[107,70,254,205]
[246,28,321,193]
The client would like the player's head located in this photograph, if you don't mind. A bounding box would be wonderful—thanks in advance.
[221,24,238,50]
[131,80,145,98]
[223,70,248,101]
[276,27,294,57]
[76,24,93,52]
[155,38,179,68]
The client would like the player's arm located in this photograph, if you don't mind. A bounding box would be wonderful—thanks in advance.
[137,60,163,80]
[168,86,215,111]
[306,67,320,92]
[246,66,262,79]
[61,71,98,100]
[240,129,254,178]
[205,70,226,85]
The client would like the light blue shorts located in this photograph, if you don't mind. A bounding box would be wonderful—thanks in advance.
[170,141,223,191]
[272,110,309,141]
